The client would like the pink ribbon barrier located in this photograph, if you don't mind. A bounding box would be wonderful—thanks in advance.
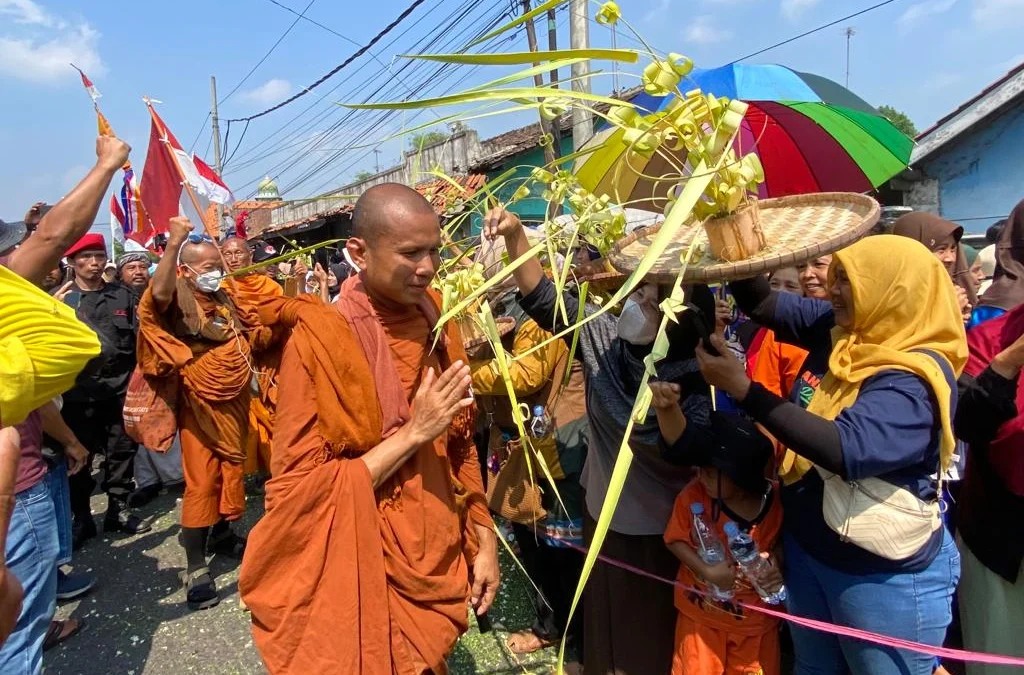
[563,541,1024,667]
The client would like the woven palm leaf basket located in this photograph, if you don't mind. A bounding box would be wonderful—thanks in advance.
[607,193,881,283]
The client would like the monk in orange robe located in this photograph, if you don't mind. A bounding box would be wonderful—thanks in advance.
[222,237,284,475]
[138,217,275,611]
[240,183,500,674]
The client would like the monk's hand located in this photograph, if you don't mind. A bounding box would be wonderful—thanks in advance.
[470,525,499,616]
[407,362,473,445]
[168,216,193,245]
[695,334,750,401]
[0,427,24,645]
[482,207,522,242]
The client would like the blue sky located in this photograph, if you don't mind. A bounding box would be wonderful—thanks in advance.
[2,0,1023,224]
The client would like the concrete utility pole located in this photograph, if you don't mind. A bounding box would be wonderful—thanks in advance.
[569,0,593,151]
[210,76,224,236]
[373,148,382,174]
[844,27,856,89]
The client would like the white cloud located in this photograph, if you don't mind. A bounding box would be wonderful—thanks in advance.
[0,23,104,83]
[781,0,821,20]
[0,0,55,27]
[919,72,962,93]
[685,15,732,44]
[643,0,670,23]
[973,0,1024,28]
[241,78,292,105]
[898,0,957,29]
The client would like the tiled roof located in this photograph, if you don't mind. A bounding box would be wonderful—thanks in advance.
[256,174,486,239]
[471,85,644,171]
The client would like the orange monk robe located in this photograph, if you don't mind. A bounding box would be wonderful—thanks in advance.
[136,279,276,528]
[240,292,493,675]
[231,272,284,475]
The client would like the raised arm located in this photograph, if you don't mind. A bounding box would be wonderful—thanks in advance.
[7,137,130,286]
[151,217,192,314]
[483,208,544,297]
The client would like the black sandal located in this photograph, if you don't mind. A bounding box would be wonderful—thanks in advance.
[181,566,219,611]
[43,618,84,651]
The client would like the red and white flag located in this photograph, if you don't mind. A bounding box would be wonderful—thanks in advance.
[140,104,234,237]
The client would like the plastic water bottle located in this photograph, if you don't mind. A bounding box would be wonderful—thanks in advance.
[528,405,550,438]
[690,503,734,601]
[723,521,787,605]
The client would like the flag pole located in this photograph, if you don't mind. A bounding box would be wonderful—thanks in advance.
[144,97,238,292]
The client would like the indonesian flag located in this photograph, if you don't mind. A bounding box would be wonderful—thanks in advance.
[71,63,101,104]
[140,105,234,238]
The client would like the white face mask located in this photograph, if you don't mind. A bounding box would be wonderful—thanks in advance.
[617,296,660,345]
[187,266,223,293]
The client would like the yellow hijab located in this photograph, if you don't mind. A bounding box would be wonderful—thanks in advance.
[780,235,968,484]
[0,266,101,426]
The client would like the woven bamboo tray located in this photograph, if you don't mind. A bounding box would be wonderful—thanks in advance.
[607,193,880,283]
[461,316,516,350]
[573,258,626,293]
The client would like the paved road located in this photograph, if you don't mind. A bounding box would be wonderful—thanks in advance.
[47,483,559,674]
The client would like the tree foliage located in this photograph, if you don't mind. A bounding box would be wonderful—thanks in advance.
[878,105,918,138]
[409,131,449,150]
[353,170,374,182]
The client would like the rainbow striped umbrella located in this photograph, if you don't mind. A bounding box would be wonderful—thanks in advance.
[578,63,913,204]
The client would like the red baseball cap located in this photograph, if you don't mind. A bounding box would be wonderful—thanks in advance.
[64,233,107,259]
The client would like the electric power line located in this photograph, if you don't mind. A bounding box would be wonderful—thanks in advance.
[224,0,431,123]
[730,0,903,64]
[229,0,507,193]
[217,0,317,106]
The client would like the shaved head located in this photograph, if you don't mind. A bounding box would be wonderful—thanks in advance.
[352,183,437,245]
[221,237,253,272]
[179,241,223,281]
[179,241,220,265]
[347,182,442,306]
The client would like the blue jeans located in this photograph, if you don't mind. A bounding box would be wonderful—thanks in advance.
[0,480,59,675]
[44,458,72,566]
[784,530,960,675]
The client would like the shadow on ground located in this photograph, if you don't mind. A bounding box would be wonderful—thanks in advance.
[45,485,558,674]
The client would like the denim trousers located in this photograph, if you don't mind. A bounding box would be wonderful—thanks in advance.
[784,530,960,675]
[44,457,73,566]
[0,480,59,675]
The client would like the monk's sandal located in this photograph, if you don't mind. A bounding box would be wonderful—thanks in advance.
[181,567,219,611]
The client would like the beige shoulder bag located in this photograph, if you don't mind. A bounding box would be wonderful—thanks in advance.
[817,467,942,561]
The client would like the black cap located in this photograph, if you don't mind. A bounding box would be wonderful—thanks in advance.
[702,411,773,496]
[251,241,277,264]
[0,219,28,256]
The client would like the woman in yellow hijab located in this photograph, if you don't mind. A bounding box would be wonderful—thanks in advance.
[696,235,966,675]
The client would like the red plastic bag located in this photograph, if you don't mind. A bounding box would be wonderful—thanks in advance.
[123,368,179,452]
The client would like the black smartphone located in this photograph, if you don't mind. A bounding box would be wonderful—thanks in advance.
[38,204,54,218]
[688,303,720,356]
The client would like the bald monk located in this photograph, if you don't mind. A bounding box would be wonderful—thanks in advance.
[221,237,284,475]
[138,217,275,610]
[240,183,500,674]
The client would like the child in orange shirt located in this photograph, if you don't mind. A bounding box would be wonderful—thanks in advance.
[652,382,784,675]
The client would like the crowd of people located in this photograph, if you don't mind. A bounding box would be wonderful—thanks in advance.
[0,133,1022,675]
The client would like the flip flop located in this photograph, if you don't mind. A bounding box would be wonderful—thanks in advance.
[505,630,558,655]
[43,618,84,651]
